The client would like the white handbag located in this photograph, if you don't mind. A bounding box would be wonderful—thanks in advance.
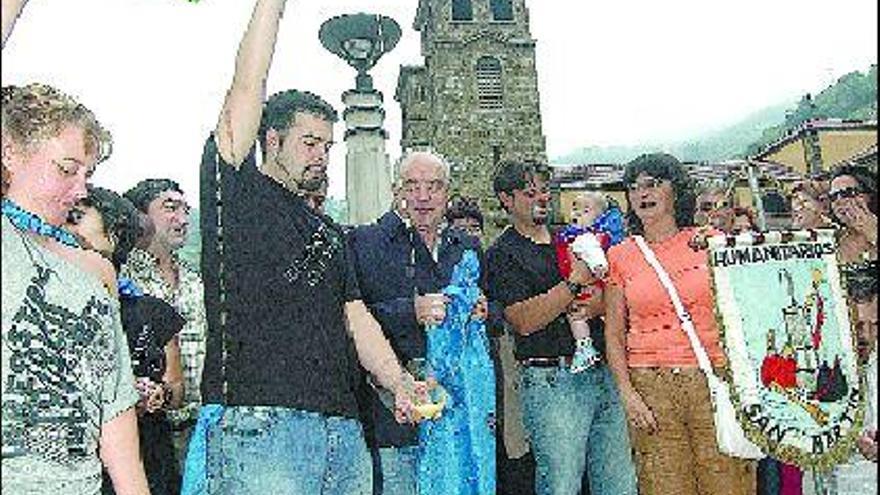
[634,235,763,460]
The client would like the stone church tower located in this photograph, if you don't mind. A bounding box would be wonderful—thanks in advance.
[396,0,547,233]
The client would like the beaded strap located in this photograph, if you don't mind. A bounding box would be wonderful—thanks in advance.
[2,198,80,248]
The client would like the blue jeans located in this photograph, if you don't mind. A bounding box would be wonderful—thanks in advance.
[375,446,420,495]
[520,364,637,495]
[204,406,371,494]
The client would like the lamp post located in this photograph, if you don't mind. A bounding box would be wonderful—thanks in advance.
[320,14,401,225]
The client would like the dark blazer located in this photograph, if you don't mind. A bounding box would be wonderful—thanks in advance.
[349,210,484,447]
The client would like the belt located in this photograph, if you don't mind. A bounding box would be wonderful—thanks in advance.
[171,418,197,432]
[518,356,573,368]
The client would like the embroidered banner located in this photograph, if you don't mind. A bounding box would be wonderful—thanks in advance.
[708,230,865,470]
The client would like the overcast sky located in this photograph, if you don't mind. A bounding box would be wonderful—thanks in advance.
[2,0,876,199]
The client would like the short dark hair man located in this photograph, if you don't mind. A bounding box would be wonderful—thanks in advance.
[121,178,206,474]
[194,1,417,493]
[486,160,637,495]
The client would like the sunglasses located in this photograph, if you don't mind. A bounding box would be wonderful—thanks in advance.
[698,200,731,212]
[627,177,667,192]
[828,186,863,202]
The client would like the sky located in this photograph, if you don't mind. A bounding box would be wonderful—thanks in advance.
[2,0,877,200]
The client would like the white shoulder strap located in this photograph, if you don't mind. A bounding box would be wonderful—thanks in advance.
[633,235,714,374]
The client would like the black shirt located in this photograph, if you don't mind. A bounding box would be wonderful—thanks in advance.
[110,293,184,495]
[199,135,361,418]
[120,294,185,382]
[487,227,605,360]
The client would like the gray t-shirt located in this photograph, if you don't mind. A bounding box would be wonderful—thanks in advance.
[2,217,139,494]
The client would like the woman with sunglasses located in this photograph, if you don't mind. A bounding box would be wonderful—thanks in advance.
[604,153,756,495]
[67,186,186,495]
[827,164,877,266]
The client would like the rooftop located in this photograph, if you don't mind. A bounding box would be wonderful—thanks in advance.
[752,118,878,161]
[550,160,804,190]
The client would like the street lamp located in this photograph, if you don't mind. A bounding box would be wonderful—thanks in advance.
[319,13,401,225]
[319,14,401,91]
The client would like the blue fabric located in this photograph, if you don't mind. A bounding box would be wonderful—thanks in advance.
[2,198,80,248]
[349,211,484,448]
[556,205,625,247]
[117,277,144,299]
[592,206,625,246]
[418,250,496,495]
[520,365,637,495]
[186,406,371,495]
[181,404,225,495]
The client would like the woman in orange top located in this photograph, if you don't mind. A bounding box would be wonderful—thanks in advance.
[604,153,756,495]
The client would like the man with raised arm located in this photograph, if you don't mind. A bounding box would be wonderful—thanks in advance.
[196,0,417,493]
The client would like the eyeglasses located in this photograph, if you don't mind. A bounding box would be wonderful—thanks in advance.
[698,200,731,212]
[828,187,863,202]
[627,177,667,192]
[402,179,447,195]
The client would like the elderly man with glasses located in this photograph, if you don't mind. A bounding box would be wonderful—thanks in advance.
[349,150,491,495]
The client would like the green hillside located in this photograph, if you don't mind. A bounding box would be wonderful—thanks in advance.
[553,102,792,164]
[745,65,877,156]
[553,64,877,164]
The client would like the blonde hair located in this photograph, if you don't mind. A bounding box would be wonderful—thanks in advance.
[2,83,112,163]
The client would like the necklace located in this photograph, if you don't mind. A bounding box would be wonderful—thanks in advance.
[2,198,81,248]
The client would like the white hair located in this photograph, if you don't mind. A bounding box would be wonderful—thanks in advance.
[394,149,452,186]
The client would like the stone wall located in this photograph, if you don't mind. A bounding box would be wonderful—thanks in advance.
[398,0,547,239]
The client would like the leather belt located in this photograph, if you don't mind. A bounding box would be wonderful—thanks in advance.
[519,356,574,368]
[171,418,197,432]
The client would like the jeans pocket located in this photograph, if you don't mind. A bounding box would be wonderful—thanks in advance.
[521,368,559,390]
[221,407,278,439]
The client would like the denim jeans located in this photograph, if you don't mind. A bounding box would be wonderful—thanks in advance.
[375,446,420,495]
[520,364,637,495]
[204,406,371,494]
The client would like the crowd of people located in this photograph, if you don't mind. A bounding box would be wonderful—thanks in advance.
[1,1,877,494]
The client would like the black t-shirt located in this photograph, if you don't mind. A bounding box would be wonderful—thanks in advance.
[487,227,605,360]
[120,294,185,382]
[199,135,362,418]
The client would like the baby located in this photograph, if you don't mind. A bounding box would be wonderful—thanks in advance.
[555,191,625,372]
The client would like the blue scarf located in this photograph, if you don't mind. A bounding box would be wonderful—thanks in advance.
[419,249,496,495]
[2,198,80,248]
